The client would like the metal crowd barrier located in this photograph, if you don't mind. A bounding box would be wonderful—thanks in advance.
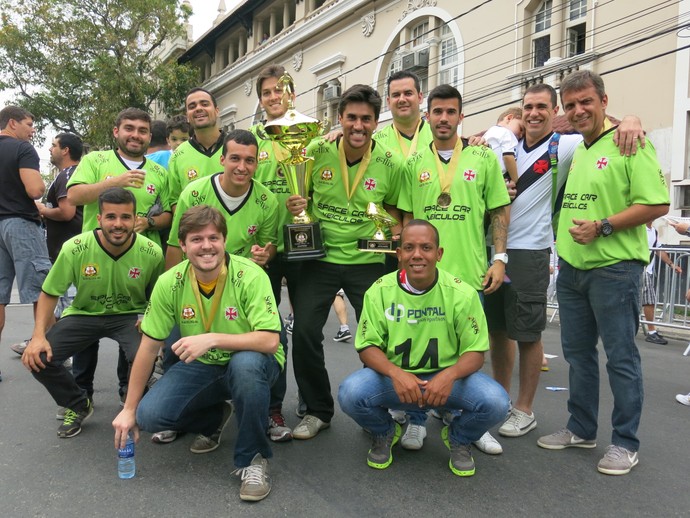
[546,246,690,356]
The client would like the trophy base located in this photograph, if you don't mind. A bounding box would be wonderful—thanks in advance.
[284,222,326,262]
[357,238,400,254]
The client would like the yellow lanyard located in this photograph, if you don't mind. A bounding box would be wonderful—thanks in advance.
[394,120,422,157]
[338,139,372,201]
[187,262,228,333]
[431,138,464,194]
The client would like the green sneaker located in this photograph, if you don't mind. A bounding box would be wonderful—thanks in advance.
[441,426,475,476]
[57,399,93,438]
[367,423,401,469]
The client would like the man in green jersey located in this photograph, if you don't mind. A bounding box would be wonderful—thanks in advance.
[537,71,669,476]
[22,188,164,438]
[167,87,225,208]
[67,108,171,247]
[166,129,278,268]
[113,205,282,502]
[250,64,300,442]
[338,220,510,476]
[286,84,404,440]
[399,84,510,295]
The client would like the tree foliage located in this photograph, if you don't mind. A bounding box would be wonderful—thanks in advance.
[0,0,199,146]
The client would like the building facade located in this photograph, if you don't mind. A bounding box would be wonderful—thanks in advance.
[179,0,690,242]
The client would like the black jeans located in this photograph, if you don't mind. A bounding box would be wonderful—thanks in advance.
[290,260,385,422]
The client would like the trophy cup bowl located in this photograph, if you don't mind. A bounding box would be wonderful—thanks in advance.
[358,202,400,254]
[263,73,326,261]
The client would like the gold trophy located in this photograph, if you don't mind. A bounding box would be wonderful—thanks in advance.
[357,202,400,254]
[263,73,326,261]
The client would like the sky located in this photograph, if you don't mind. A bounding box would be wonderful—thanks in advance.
[8,0,238,170]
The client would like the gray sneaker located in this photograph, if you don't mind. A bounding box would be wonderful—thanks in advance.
[10,339,29,356]
[597,445,639,475]
[235,453,271,501]
[190,401,234,454]
[367,423,401,469]
[400,423,426,450]
[292,414,330,440]
[442,426,475,476]
[537,428,596,450]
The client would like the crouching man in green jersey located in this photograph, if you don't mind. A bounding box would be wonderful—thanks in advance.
[338,220,510,476]
[113,205,283,502]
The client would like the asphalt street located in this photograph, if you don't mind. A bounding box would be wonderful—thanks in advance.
[2,291,690,517]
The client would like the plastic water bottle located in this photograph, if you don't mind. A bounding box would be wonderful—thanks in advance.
[117,433,136,479]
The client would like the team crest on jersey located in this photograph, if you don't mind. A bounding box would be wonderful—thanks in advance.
[300,148,307,157]
[463,169,476,181]
[534,159,549,174]
[225,307,238,320]
[259,150,269,161]
[146,184,156,195]
[596,157,609,170]
[128,267,141,279]
[247,225,257,235]
[419,171,431,183]
[321,169,333,181]
[276,167,285,178]
[83,264,98,277]
[181,305,196,320]
[187,169,198,180]
[364,178,377,191]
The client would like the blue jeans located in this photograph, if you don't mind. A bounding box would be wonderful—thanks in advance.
[338,368,510,444]
[557,260,644,452]
[136,350,280,468]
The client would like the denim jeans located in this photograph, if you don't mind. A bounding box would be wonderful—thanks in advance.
[338,368,510,444]
[557,259,644,452]
[136,350,280,468]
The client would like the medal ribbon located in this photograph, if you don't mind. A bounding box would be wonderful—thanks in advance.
[431,138,464,194]
[338,140,372,201]
[188,262,228,333]
[394,119,422,157]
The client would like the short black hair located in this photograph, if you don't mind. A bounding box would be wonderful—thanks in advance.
[114,108,151,129]
[387,71,421,94]
[427,84,463,112]
[185,87,218,108]
[222,129,258,156]
[98,187,137,214]
[166,114,191,137]
[55,133,84,161]
[402,219,440,247]
[338,84,382,120]
[523,83,558,108]
[149,120,167,147]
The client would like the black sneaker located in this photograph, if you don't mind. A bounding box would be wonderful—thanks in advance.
[57,399,93,438]
[333,329,352,342]
[645,332,668,345]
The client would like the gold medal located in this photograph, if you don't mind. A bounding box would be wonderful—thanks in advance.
[437,192,451,207]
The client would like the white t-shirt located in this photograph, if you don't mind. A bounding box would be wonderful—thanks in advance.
[646,225,658,274]
[483,125,518,174]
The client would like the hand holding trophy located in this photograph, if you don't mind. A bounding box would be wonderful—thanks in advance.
[263,73,327,261]
[357,202,400,254]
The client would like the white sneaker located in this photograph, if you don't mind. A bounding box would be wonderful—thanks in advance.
[499,408,537,437]
[472,431,503,455]
[400,423,427,450]
[675,393,690,406]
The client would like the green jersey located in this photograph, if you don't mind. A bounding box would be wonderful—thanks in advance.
[399,141,510,290]
[168,135,224,207]
[168,174,278,259]
[556,128,669,270]
[373,120,434,158]
[250,124,294,254]
[42,230,164,317]
[67,150,170,246]
[307,138,403,265]
[356,269,488,373]
[141,254,284,367]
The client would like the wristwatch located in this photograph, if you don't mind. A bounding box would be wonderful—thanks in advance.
[493,253,509,265]
[147,216,156,229]
[600,218,613,237]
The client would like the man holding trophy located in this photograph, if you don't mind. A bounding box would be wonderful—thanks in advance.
[283,84,404,440]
